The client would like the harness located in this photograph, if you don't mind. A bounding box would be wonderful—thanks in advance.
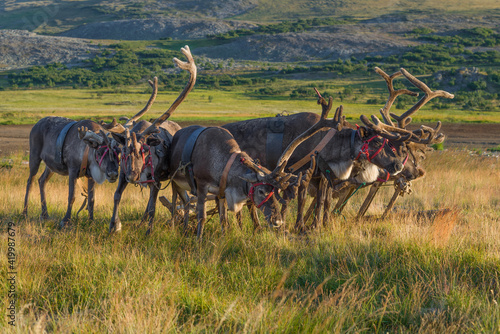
[181,126,208,195]
[248,182,275,208]
[266,117,285,168]
[55,121,78,165]
[287,128,337,173]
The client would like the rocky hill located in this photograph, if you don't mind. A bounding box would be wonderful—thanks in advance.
[59,18,257,40]
[0,30,100,71]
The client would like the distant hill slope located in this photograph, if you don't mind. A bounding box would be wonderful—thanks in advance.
[59,18,257,40]
[0,0,498,35]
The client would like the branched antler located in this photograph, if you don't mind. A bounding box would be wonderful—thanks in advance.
[141,46,197,137]
[78,126,104,145]
[374,67,418,127]
[393,68,454,129]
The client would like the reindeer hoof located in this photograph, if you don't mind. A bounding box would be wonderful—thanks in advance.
[40,212,49,220]
[59,220,69,229]
[109,221,121,233]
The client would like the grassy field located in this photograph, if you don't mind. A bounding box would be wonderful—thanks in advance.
[0,147,499,332]
[1,84,499,126]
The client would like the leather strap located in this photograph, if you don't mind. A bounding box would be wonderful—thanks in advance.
[55,121,77,165]
[79,146,89,178]
[181,126,207,166]
[287,128,337,172]
[218,151,240,199]
[181,126,208,195]
[266,117,285,168]
[350,128,357,160]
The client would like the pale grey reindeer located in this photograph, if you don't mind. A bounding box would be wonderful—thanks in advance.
[23,118,120,228]
[109,46,195,234]
[22,75,162,228]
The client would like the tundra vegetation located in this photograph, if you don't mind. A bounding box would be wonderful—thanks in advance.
[0,148,499,332]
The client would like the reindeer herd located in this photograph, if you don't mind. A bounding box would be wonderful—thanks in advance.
[22,46,454,239]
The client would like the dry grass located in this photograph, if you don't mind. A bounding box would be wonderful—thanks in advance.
[0,149,499,332]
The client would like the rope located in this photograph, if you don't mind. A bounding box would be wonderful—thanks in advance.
[332,182,366,219]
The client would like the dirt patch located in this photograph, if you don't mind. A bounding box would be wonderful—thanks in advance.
[1,122,499,156]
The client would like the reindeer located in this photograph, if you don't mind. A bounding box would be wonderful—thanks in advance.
[109,46,195,234]
[222,92,412,231]
[328,67,453,220]
[23,118,121,228]
[354,67,454,219]
[22,73,165,228]
[168,100,341,239]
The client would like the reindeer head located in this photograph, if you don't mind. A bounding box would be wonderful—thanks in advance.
[360,67,453,181]
[118,130,163,184]
[78,127,120,183]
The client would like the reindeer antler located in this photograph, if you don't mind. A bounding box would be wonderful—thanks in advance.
[361,67,453,143]
[124,76,159,128]
[141,46,197,137]
[374,67,418,127]
[78,126,104,145]
[393,68,454,129]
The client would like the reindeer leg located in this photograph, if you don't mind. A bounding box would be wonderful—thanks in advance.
[87,178,95,222]
[381,191,400,220]
[333,186,355,215]
[196,187,208,239]
[38,167,54,220]
[294,180,310,232]
[357,182,381,219]
[23,154,42,217]
[110,171,128,233]
[146,183,160,235]
[170,186,179,226]
[216,197,228,234]
[248,202,261,231]
[322,188,334,227]
[312,176,328,229]
[60,170,78,229]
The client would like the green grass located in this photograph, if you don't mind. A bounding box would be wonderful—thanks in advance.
[0,150,499,332]
[1,85,499,126]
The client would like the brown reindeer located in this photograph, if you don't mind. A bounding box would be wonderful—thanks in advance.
[109,46,195,234]
[222,92,413,231]
[329,67,453,220]
[168,101,341,239]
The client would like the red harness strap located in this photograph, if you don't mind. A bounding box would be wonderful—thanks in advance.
[355,134,389,162]
[137,144,156,184]
[248,182,275,209]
